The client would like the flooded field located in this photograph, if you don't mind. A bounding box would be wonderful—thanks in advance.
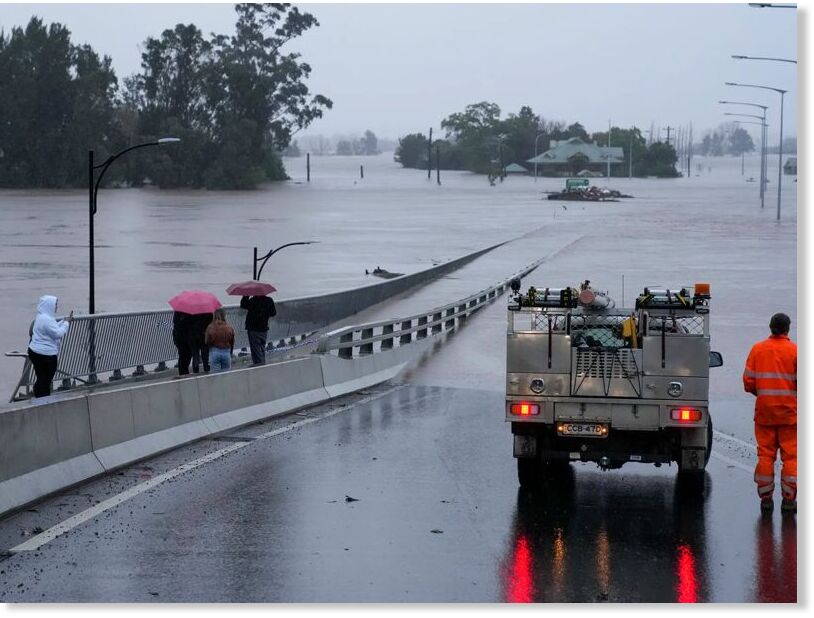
[0,152,796,401]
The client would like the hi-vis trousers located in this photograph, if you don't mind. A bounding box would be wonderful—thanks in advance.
[754,424,797,501]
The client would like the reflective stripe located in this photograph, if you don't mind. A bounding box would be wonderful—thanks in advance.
[757,484,774,496]
[756,389,797,397]
[781,475,797,483]
[754,474,775,482]
[743,369,796,381]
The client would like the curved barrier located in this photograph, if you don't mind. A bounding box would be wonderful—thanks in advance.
[6,241,504,401]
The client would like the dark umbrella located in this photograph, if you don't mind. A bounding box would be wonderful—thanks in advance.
[226,280,277,296]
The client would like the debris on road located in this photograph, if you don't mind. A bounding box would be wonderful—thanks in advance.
[345,495,360,502]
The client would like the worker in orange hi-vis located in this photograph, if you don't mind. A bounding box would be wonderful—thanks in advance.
[743,313,797,514]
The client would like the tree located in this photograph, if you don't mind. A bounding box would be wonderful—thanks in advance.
[282,140,301,157]
[336,140,353,156]
[591,126,648,176]
[394,133,428,168]
[728,127,755,156]
[642,141,680,177]
[564,122,589,141]
[361,130,378,155]
[125,3,333,188]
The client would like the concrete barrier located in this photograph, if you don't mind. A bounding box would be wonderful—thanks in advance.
[0,343,410,517]
[0,395,104,515]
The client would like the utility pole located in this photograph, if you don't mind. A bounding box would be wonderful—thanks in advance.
[663,125,674,145]
[688,122,693,179]
[436,145,441,185]
[427,127,432,180]
[306,152,311,182]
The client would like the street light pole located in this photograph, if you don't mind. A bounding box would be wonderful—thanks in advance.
[88,137,180,313]
[719,101,769,205]
[534,133,544,182]
[253,241,319,280]
[724,105,766,208]
[725,82,788,221]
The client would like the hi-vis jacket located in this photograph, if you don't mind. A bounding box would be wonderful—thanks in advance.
[743,334,797,425]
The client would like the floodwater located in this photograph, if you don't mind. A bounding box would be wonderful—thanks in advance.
[0,151,796,404]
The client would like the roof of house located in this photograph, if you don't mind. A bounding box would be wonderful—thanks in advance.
[526,137,625,165]
[504,163,528,173]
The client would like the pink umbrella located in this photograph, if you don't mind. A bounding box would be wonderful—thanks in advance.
[168,290,222,314]
[226,280,277,296]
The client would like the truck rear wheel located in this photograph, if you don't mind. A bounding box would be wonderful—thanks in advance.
[517,457,541,489]
[704,415,713,466]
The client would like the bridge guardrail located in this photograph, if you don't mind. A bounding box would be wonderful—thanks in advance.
[5,242,504,401]
[316,256,546,357]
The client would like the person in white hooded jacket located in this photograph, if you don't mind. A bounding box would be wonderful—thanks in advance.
[27,295,73,397]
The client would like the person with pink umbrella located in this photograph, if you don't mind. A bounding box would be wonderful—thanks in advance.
[168,290,222,376]
[227,281,277,365]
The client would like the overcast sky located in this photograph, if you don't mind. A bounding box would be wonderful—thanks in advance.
[1,2,798,143]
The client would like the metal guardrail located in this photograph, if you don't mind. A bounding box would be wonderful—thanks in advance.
[5,242,507,402]
[316,257,547,357]
[6,305,316,402]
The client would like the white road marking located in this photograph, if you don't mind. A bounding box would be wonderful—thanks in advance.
[713,429,755,450]
[11,386,404,553]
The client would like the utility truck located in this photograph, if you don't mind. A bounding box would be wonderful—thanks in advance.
[505,280,723,491]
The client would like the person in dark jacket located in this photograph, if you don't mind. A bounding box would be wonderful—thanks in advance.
[189,312,213,374]
[240,295,277,364]
[172,311,194,375]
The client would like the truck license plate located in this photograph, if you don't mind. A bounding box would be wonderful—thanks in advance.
[558,422,608,438]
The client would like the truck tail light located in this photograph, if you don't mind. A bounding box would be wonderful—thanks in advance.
[511,402,540,416]
[671,408,702,422]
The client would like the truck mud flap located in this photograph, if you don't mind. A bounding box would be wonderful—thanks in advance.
[680,447,706,470]
[514,435,537,458]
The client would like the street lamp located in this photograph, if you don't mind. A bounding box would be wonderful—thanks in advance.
[253,241,319,280]
[719,100,768,207]
[725,82,787,221]
[534,133,545,181]
[732,54,797,64]
[89,138,180,314]
[722,109,768,205]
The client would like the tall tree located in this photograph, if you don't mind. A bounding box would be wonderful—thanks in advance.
[0,18,119,187]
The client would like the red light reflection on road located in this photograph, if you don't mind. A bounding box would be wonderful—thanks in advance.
[507,534,535,603]
[676,543,698,603]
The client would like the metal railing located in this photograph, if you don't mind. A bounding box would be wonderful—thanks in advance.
[317,257,547,357]
[6,242,507,402]
[6,304,316,402]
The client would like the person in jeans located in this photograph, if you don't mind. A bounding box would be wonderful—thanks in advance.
[240,294,276,364]
[27,295,73,397]
[205,309,235,373]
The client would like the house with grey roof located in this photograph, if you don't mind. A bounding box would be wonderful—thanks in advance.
[527,137,625,176]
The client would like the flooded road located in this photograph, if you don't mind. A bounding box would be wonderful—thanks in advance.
[0,151,795,403]
[0,149,799,601]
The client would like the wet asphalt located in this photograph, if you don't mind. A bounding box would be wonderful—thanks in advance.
[0,378,796,602]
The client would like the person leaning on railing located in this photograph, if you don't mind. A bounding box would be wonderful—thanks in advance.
[205,309,235,373]
[27,295,73,398]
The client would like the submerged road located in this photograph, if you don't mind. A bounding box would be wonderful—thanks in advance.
[0,377,796,602]
[0,157,798,602]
